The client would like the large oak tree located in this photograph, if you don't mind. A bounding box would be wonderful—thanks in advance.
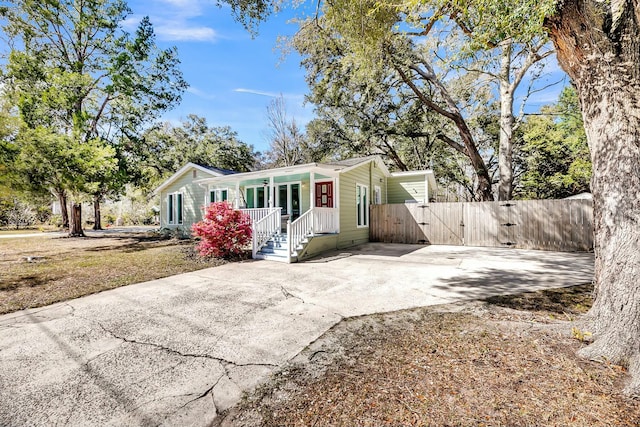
[216,0,640,396]
[545,0,640,396]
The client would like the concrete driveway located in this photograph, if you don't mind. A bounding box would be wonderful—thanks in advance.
[0,244,594,426]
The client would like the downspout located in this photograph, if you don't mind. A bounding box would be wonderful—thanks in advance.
[385,175,388,204]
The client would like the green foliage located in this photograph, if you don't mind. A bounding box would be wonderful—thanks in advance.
[14,126,117,197]
[1,0,187,229]
[514,86,591,199]
[140,115,257,191]
[292,9,497,199]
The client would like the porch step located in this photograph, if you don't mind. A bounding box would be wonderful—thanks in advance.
[255,233,302,263]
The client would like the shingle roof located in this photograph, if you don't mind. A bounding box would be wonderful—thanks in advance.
[324,156,376,167]
[199,165,238,175]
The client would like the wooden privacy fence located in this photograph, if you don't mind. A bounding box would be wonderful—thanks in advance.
[370,199,593,251]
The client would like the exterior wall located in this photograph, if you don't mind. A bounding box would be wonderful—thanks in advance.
[160,168,216,231]
[371,162,387,204]
[298,235,339,261]
[337,161,383,248]
[387,175,427,204]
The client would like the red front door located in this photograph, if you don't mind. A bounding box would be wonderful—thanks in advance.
[315,182,334,208]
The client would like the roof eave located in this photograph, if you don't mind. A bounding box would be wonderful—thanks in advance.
[153,162,224,194]
[195,162,352,184]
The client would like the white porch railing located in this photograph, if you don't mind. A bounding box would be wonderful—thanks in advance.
[240,208,278,225]
[245,208,281,258]
[288,207,339,259]
[312,207,340,234]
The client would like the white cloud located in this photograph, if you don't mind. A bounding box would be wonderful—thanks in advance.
[186,86,217,100]
[155,24,217,42]
[233,88,281,98]
[233,89,307,102]
[156,0,205,17]
[126,1,218,43]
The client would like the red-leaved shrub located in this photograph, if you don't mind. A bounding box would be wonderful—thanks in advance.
[191,202,252,259]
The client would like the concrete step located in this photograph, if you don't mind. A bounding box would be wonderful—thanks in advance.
[255,232,304,263]
[254,251,297,263]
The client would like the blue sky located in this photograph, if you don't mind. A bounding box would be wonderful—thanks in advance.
[126,0,568,155]
[126,0,314,154]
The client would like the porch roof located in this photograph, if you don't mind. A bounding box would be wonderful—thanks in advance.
[195,156,385,185]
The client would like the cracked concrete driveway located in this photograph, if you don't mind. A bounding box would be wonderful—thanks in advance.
[0,244,594,426]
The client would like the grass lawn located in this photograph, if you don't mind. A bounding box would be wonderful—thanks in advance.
[0,228,56,235]
[0,231,225,314]
[220,285,640,427]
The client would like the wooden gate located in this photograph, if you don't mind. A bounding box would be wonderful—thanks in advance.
[369,203,463,245]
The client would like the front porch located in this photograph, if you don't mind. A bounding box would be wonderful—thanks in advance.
[198,164,345,263]
[240,206,340,263]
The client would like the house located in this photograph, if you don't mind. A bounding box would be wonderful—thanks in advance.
[154,162,237,231]
[156,156,436,262]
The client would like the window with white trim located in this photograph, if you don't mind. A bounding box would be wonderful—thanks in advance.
[209,188,229,203]
[167,192,183,225]
[244,186,268,208]
[356,183,369,227]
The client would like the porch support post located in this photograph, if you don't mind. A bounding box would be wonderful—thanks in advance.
[335,176,340,233]
[251,222,257,259]
[235,181,240,208]
[269,176,274,207]
[287,219,292,263]
[310,172,315,208]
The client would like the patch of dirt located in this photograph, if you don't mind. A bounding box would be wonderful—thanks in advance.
[217,286,639,427]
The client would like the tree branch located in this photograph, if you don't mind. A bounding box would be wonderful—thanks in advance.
[436,132,467,155]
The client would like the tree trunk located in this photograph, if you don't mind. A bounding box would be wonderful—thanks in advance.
[546,0,640,396]
[453,116,494,201]
[93,195,102,230]
[396,63,494,201]
[69,203,85,237]
[56,190,69,229]
[498,47,514,201]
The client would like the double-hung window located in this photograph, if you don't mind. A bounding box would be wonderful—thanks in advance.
[168,192,183,225]
[356,183,369,227]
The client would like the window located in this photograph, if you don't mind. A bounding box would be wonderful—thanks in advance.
[209,189,229,203]
[374,185,382,205]
[244,186,268,208]
[167,192,183,225]
[277,182,302,220]
[356,183,369,227]
[168,194,174,223]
